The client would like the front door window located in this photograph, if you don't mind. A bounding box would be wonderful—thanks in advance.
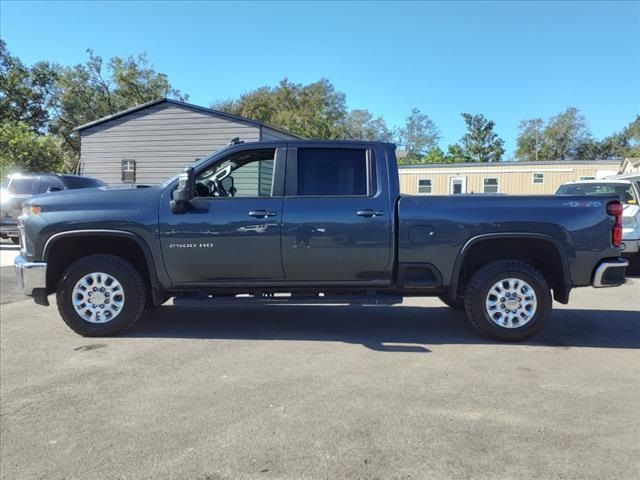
[195,148,276,198]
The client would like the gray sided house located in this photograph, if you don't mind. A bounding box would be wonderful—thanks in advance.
[75,98,300,186]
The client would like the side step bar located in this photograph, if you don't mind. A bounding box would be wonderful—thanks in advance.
[174,293,403,307]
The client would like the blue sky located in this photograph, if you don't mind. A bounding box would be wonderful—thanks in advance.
[1,0,639,157]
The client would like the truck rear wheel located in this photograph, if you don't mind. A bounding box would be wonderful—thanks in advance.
[56,254,146,336]
[464,260,551,341]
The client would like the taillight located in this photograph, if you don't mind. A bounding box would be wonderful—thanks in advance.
[607,201,623,247]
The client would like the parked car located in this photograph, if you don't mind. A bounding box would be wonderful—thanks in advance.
[556,179,640,274]
[1,173,104,244]
[15,141,629,341]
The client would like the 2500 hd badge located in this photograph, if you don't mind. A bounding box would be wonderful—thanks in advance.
[168,243,215,249]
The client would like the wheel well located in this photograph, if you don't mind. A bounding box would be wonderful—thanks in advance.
[455,238,569,302]
[45,235,154,301]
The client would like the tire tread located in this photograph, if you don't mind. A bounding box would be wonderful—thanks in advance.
[56,254,146,336]
[464,260,550,341]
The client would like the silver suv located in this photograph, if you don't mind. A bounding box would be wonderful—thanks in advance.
[1,173,104,244]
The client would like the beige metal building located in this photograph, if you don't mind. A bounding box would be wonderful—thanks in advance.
[399,160,620,195]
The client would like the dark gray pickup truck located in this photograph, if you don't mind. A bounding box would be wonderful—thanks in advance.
[15,141,629,341]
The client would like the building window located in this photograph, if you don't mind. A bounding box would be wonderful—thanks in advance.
[121,159,136,183]
[580,176,595,181]
[417,179,432,194]
[532,173,544,184]
[483,177,499,193]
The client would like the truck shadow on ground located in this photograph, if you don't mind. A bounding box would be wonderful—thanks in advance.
[129,304,640,351]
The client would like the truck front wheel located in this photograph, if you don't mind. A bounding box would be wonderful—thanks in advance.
[56,254,146,336]
[464,260,551,341]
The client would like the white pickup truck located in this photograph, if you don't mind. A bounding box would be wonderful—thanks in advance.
[557,178,640,274]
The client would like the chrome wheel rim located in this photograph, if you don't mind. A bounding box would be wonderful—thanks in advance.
[485,277,537,329]
[71,272,125,323]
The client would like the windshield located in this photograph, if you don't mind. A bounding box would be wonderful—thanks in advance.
[556,183,637,204]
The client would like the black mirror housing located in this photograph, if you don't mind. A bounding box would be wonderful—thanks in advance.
[170,167,195,213]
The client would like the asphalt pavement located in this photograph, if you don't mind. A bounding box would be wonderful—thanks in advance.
[0,253,639,479]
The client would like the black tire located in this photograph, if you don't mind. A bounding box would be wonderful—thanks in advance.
[464,260,552,342]
[56,254,146,336]
[438,294,465,311]
[10,237,20,245]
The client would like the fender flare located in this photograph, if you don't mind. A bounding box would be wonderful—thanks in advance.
[448,232,572,303]
[43,229,165,305]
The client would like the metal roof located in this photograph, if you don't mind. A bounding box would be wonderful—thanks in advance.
[73,98,302,138]
[398,159,621,169]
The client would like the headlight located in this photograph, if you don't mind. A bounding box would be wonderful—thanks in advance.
[622,216,638,228]
[22,204,41,217]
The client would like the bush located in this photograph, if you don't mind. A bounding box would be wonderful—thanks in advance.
[0,122,65,176]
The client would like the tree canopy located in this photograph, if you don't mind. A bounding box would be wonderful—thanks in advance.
[459,113,505,162]
[213,78,396,142]
[515,108,638,161]
[396,108,441,162]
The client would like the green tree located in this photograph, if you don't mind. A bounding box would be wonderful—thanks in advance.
[48,49,187,160]
[460,113,504,162]
[622,116,640,157]
[214,78,347,139]
[397,108,440,162]
[574,139,601,160]
[423,146,447,163]
[445,143,469,163]
[342,109,392,141]
[539,107,591,160]
[0,40,57,132]
[0,121,65,176]
[584,132,628,160]
[515,118,544,161]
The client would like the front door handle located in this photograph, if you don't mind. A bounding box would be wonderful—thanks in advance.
[249,210,277,218]
[356,209,385,217]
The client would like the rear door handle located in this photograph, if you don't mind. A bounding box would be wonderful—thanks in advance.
[356,209,385,217]
[248,210,277,218]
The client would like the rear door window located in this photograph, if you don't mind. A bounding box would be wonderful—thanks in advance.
[296,148,369,196]
[37,176,66,193]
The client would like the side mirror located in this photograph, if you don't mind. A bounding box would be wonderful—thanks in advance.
[47,187,62,193]
[170,167,195,213]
